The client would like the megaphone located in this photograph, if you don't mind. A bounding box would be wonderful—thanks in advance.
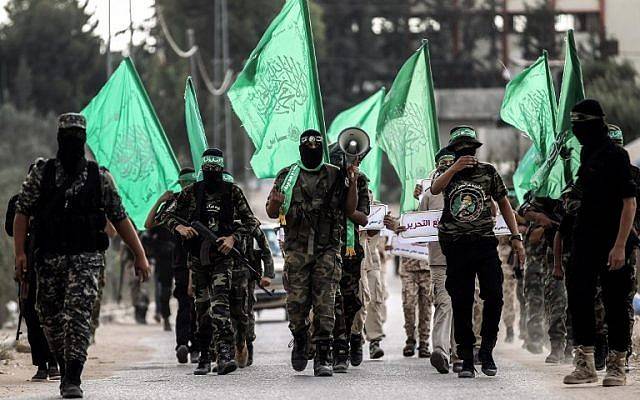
[338,127,370,159]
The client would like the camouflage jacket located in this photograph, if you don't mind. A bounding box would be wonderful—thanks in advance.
[342,173,370,259]
[272,163,347,254]
[161,182,259,253]
[243,227,275,279]
[16,158,127,222]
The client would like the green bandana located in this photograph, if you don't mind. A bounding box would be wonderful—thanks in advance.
[278,160,324,225]
[202,155,224,167]
[450,127,477,141]
[345,219,356,256]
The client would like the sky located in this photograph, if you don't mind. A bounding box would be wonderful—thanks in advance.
[0,0,156,52]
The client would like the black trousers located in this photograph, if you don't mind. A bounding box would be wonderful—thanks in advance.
[441,237,503,361]
[173,267,198,352]
[21,270,56,367]
[567,235,634,352]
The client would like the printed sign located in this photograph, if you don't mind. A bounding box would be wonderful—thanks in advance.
[399,211,510,241]
[363,204,388,231]
[390,236,430,261]
[415,179,432,202]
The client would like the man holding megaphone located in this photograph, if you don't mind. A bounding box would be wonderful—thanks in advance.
[266,129,359,377]
[328,128,372,372]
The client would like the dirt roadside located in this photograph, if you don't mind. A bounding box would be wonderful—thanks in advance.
[0,322,160,398]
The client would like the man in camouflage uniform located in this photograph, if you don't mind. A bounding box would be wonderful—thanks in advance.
[519,196,567,362]
[330,144,370,373]
[266,129,358,377]
[499,237,517,343]
[162,148,258,376]
[13,113,150,399]
[146,168,199,364]
[243,226,275,366]
[399,258,433,358]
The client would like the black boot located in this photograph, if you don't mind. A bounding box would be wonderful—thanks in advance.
[332,340,349,373]
[314,342,333,377]
[403,339,416,357]
[369,340,384,360]
[48,359,61,381]
[217,343,238,375]
[247,342,254,367]
[31,364,48,381]
[290,330,309,372]
[176,345,189,364]
[478,349,498,376]
[594,335,608,371]
[194,351,211,375]
[349,334,363,366]
[60,360,84,399]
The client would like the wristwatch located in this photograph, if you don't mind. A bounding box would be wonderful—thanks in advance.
[509,233,523,242]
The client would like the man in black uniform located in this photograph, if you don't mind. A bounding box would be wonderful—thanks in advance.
[563,100,636,387]
[6,161,59,381]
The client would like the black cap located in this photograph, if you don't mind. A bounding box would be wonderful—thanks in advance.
[571,99,605,121]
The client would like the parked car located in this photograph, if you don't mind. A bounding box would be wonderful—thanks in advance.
[254,224,287,311]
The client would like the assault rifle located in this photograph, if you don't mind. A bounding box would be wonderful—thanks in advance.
[16,279,28,341]
[171,215,274,297]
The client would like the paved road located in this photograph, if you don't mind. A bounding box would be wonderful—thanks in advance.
[11,273,640,400]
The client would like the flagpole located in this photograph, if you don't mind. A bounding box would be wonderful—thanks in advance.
[106,0,112,77]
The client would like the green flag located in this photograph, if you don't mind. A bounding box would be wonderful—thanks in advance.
[377,41,440,213]
[184,76,209,177]
[500,51,560,198]
[328,88,386,199]
[227,0,327,179]
[513,146,541,205]
[530,31,586,197]
[82,58,180,229]
[556,29,585,182]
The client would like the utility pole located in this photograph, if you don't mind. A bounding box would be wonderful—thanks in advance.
[221,0,233,177]
[128,0,134,57]
[187,28,198,88]
[106,0,112,76]
[212,0,222,148]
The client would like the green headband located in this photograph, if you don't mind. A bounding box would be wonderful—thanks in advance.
[450,127,477,140]
[202,155,224,167]
[608,129,624,144]
[178,172,197,183]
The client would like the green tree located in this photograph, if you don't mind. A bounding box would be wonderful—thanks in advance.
[520,0,559,59]
[583,59,640,143]
[0,0,106,114]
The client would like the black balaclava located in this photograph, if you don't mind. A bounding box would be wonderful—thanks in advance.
[57,127,86,174]
[299,129,324,170]
[454,146,477,160]
[571,99,608,149]
[201,148,225,192]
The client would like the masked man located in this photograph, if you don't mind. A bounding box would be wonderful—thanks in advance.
[13,113,150,399]
[266,130,358,377]
[162,148,259,376]
[431,126,525,379]
[563,102,637,387]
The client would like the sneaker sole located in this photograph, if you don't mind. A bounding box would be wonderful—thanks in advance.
[430,351,450,374]
[333,365,348,373]
[314,369,334,377]
[176,347,189,364]
[458,372,475,378]
[602,379,626,387]
[193,370,210,376]
[482,368,497,377]
[563,377,598,384]
[370,350,384,359]
[403,352,415,357]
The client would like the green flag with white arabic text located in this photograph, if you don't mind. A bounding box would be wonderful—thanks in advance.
[82,58,180,229]
[377,42,440,213]
[328,88,386,199]
[227,0,327,179]
[184,76,208,177]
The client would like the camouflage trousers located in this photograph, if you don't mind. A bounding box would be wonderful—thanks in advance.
[400,270,432,346]
[230,269,250,348]
[36,252,103,364]
[544,247,568,346]
[284,249,341,343]
[502,262,517,330]
[524,240,546,345]
[90,264,106,339]
[473,280,483,344]
[247,279,257,343]
[333,257,363,344]
[190,255,234,360]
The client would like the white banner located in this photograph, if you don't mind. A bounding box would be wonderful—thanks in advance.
[390,236,430,261]
[399,210,510,242]
[363,204,388,231]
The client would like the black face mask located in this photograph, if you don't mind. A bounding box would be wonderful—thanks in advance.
[300,145,323,169]
[57,133,86,173]
[202,170,223,192]
[572,120,608,148]
[454,147,477,160]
